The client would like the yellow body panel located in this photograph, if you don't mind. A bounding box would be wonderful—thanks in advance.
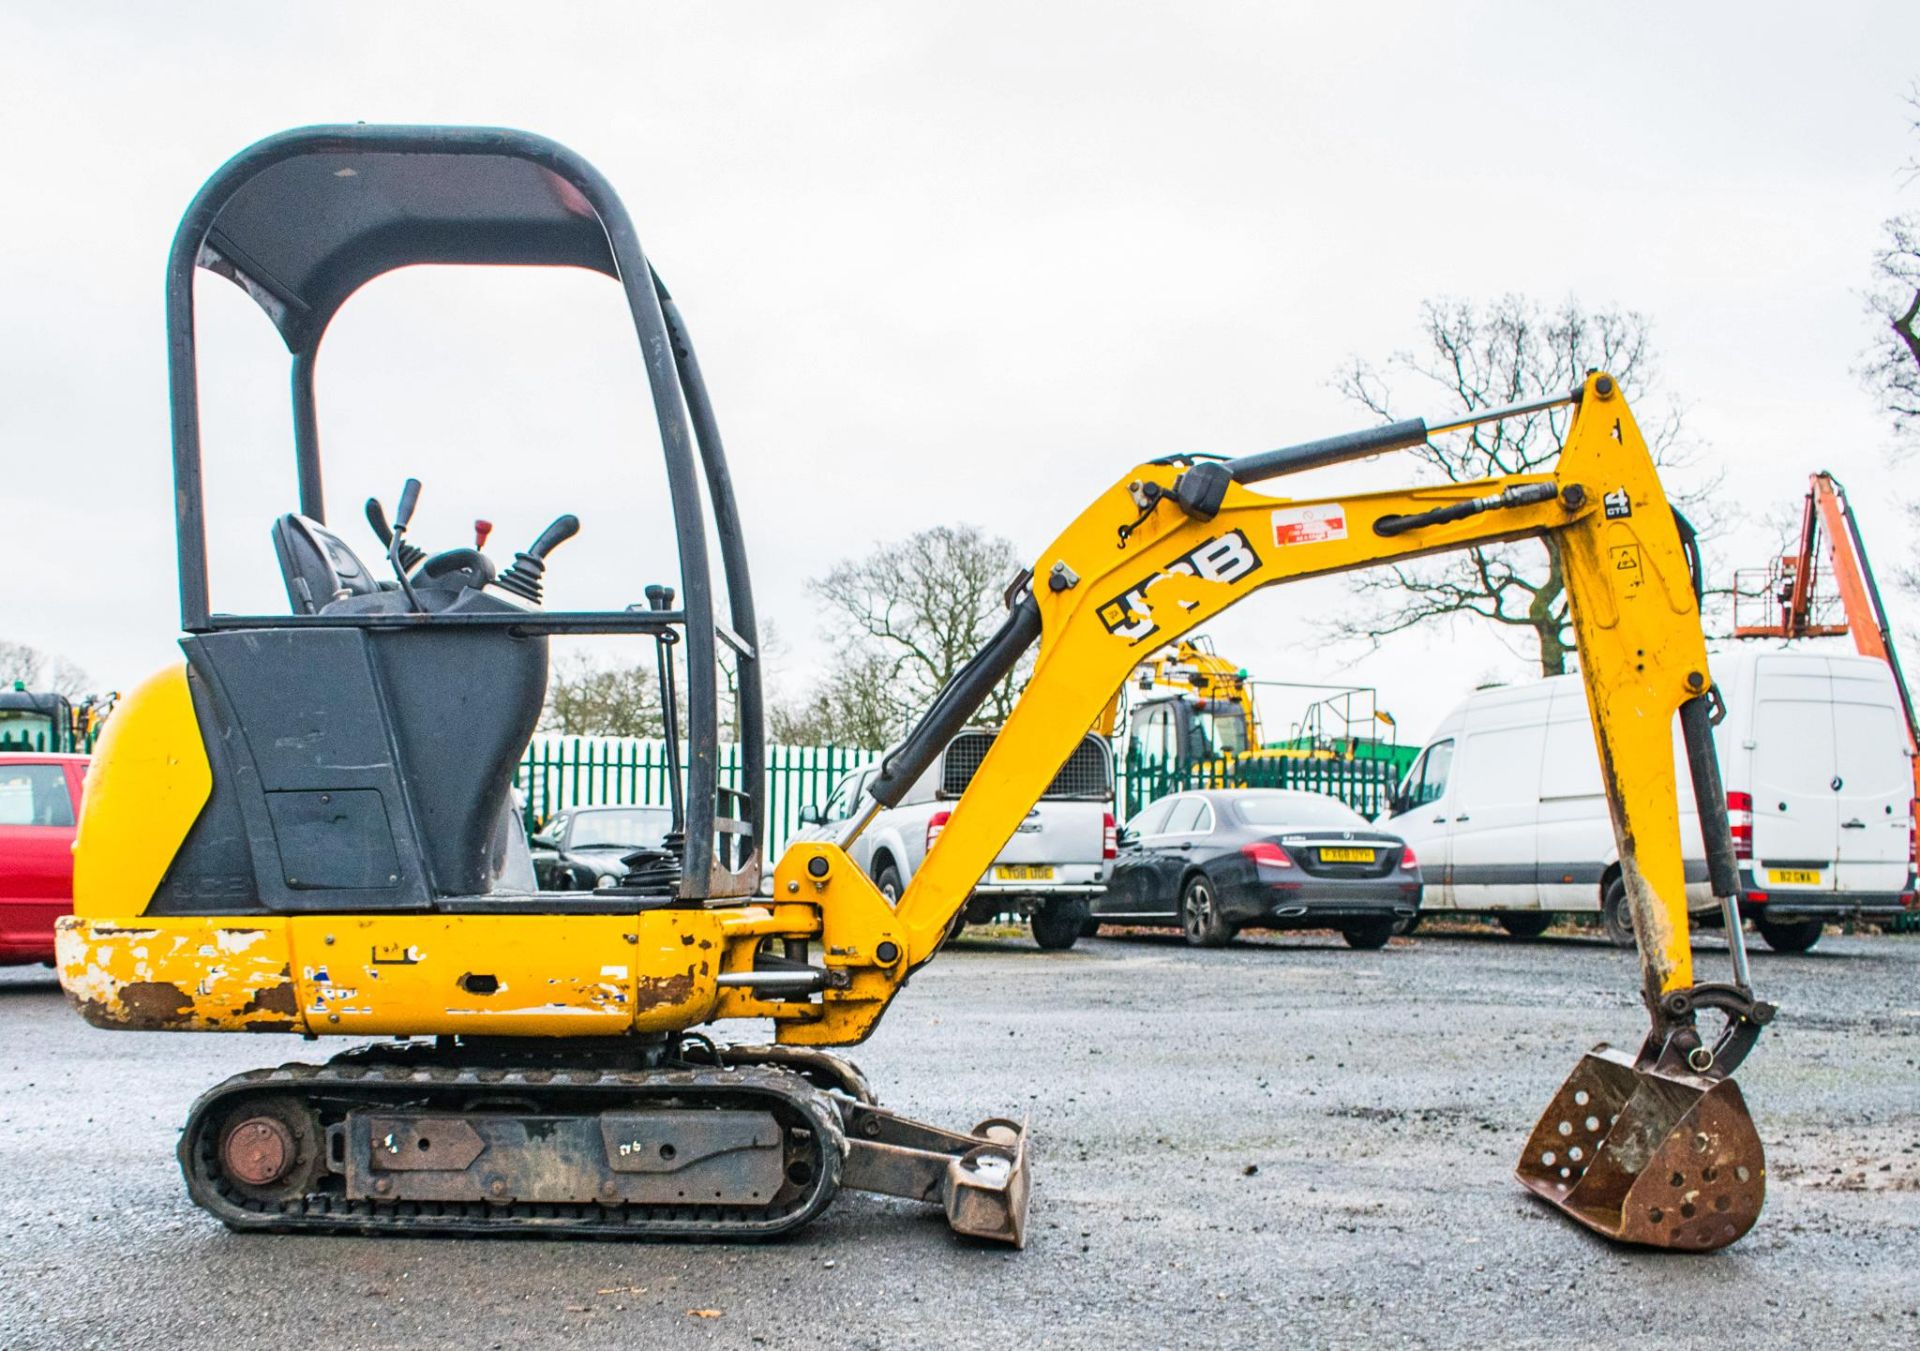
[58,916,303,1032]
[57,847,906,1043]
[60,910,731,1037]
[71,665,210,920]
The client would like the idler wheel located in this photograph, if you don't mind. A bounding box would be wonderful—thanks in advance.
[222,1116,297,1187]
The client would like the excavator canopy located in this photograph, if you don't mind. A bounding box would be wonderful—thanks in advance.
[164,124,766,899]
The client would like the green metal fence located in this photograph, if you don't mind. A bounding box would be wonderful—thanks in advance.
[1118,749,1403,820]
[0,726,100,753]
[515,737,877,860]
[516,734,1408,862]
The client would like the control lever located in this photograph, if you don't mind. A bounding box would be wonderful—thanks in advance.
[493,513,581,604]
[372,479,427,611]
[474,519,493,550]
[395,478,421,532]
[364,497,425,572]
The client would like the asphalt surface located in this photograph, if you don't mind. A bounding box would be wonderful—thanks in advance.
[3,924,1916,1350]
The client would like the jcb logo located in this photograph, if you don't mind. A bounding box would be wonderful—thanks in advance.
[1096,530,1262,643]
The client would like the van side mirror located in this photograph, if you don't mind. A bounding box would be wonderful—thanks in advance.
[798,804,826,826]
[1385,793,1408,817]
[1116,826,1139,849]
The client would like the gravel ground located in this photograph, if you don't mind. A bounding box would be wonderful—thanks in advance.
[2,924,1915,1350]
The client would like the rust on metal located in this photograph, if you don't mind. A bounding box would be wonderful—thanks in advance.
[1517,1046,1765,1251]
[240,981,299,1017]
[634,971,697,1011]
[116,980,195,1028]
[222,1116,296,1187]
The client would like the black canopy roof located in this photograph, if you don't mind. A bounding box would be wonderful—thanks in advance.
[180,125,626,354]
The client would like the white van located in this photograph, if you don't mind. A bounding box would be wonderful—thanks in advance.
[1386,649,1915,952]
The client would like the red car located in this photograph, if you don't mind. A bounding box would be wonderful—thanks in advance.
[0,753,86,966]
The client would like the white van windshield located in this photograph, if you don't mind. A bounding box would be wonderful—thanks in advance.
[1400,740,1454,810]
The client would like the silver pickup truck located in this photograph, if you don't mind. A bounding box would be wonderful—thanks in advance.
[796,728,1115,949]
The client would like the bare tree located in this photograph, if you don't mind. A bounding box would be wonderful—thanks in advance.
[1864,88,1920,453]
[540,654,666,739]
[1330,295,1696,675]
[767,649,899,748]
[0,640,92,697]
[785,525,1030,746]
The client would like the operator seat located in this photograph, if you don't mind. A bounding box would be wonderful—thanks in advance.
[270,513,382,614]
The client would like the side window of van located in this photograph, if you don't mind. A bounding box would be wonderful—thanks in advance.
[1409,740,1454,808]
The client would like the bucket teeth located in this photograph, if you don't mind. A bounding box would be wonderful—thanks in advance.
[1517,1047,1765,1251]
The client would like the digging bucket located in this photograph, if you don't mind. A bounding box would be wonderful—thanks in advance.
[1517,1044,1765,1251]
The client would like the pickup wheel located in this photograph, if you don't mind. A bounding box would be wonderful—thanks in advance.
[1601,876,1636,948]
[873,863,904,905]
[1180,875,1234,948]
[1030,898,1086,951]
[1754,912,1823,953]
[1496,912,1553,940]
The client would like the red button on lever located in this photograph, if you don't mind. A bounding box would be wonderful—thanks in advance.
[474,519,493,549]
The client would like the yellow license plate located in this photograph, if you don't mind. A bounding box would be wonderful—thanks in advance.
[1319,847,1376,864]
[1766,868,1821,886]
[993,864,1056,882]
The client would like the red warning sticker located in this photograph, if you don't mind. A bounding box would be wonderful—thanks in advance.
[1271,504,1347,546]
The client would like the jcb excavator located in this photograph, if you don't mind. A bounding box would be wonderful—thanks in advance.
[1120,638,1407,801]
[59,125,1772,1252]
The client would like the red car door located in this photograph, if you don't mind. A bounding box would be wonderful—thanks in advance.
[0,757,82,964]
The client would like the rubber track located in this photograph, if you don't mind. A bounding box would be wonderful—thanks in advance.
[179,1060,847,1240]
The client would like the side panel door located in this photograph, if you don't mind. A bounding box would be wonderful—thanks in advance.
[1444,725,1545,911]
[1534,688,1612,912]
[1386,740,1456,909]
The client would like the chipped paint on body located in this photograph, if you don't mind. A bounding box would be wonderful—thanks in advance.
[57,916,305,1033]
[58,909,735,1038]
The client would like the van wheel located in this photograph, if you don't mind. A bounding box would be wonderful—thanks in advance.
[1180,875,1234,948]
[873,864,904,905]
[1078,910,1102,939]
[1393,913,1421,937]
[1497,912,1552,940]
[1755,913,1823,953]
[1031,899,1086,951]
[1601,877,1636,948]
[1342,919,1395,950]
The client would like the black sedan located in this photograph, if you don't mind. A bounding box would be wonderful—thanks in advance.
[1095,789,1422,949]
[530,804,673,890]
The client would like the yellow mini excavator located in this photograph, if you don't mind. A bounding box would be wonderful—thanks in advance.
[60,125,1773,1252]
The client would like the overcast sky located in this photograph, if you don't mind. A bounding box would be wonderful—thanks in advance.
[4,3,1918,745]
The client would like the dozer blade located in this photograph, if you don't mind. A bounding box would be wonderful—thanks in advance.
[1517,1046,1765,1251]
[838,1103,1031,1247]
